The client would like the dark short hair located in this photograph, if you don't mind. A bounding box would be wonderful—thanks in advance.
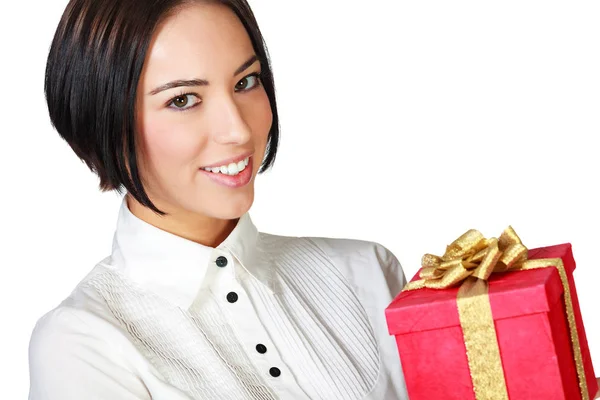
[45,0,280,215]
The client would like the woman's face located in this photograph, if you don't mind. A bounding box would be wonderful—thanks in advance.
[135,2,272,220]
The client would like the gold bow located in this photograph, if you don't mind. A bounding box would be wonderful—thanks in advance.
[404,226,526,291]
[402,226,589,400]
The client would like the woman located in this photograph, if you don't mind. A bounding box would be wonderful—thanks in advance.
[28,0,408,399]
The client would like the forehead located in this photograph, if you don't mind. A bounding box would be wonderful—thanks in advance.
[143,3,255,82]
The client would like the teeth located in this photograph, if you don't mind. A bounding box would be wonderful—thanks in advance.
[202,157,250,176]
[227,163,238,175]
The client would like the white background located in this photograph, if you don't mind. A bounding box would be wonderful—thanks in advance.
[1,0,598,398]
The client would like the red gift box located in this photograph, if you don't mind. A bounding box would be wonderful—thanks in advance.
[386,243,597,399]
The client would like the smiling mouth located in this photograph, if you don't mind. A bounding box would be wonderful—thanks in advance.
[200,156,251,176]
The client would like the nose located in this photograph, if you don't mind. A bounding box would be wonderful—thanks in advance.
[208,92,252,145]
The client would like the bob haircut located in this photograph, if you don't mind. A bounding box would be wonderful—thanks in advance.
[45,0,279,216]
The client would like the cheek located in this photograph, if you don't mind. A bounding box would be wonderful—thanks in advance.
[247,92,273,143]
[140,116,206,173]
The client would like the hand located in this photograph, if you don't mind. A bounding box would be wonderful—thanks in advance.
[596,377,600,400]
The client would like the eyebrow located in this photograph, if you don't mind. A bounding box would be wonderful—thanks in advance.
[148,54,259,95]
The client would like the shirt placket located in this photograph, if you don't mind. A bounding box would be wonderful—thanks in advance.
[210,249,310,399]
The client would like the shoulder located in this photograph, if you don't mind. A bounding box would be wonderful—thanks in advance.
[29,297,114,350]
[29,262,132,357]
[28,306,109,391]
[308,236,398,266]
[261,232,395,262]
[261,233,406,298]
[29,305,102,364]
[28,273,127,371]
[311,237,406,295]
[28,277,149,399]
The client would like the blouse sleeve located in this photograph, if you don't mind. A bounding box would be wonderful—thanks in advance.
[28,307,150,400]
[375,242,407,299]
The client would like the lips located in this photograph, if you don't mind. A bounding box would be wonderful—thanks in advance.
[199,155,254,188]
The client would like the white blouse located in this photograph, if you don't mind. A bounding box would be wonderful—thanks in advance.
[28,196,409,399]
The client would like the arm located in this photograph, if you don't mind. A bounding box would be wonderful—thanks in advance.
[28,308,150,400]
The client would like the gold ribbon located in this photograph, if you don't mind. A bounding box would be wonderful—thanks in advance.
[403,226,589,400]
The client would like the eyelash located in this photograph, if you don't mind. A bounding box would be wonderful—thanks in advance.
[167,72,263,112]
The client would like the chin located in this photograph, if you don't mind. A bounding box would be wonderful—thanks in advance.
[207,195,254,221]
[214,207,250,220]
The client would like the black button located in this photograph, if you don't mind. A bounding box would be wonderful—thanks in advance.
[216,256,228,267]
[256,344,267,354]
[269,367,281,377]
[227,292,238,303]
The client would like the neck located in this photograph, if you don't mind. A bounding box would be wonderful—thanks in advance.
[125,194,238,248]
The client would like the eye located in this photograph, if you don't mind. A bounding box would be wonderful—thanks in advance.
[168,93,201,111]
[235,72,262,92]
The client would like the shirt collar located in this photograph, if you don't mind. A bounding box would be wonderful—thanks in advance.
[109,196,275,309]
